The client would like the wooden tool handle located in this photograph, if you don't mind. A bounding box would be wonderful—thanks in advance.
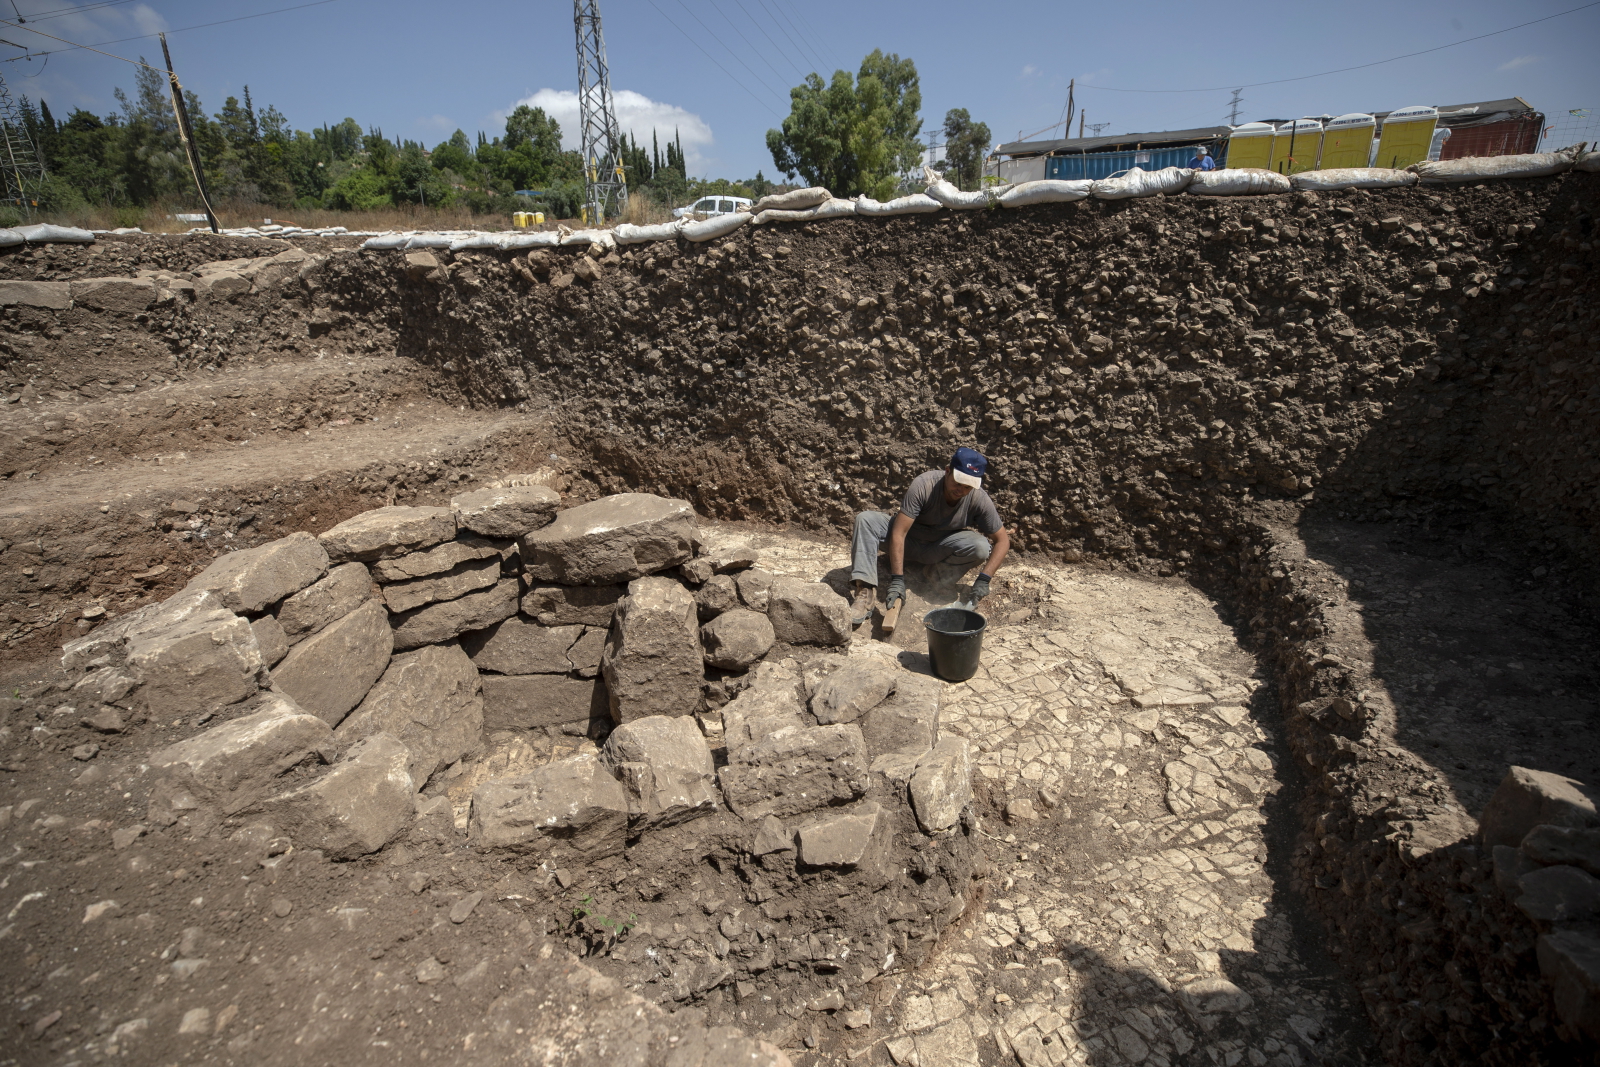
[881,600,903,635]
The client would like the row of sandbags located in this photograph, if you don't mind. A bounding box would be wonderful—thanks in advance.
[356,146,1599,253]
[0,222,96,248]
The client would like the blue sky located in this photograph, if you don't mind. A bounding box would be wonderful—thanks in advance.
[3,0,1597,182]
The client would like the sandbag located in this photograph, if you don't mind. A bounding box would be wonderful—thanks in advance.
[449,233,501,251]
[0,229,22,248]
[855,193,942,216]
[996,179,1093,206]
[1408,151,1575,183]
[403,234,453,249]
[16,223,95,244]
[614,219,685,244]
[1090,167,1194,200]
[1289,168,1417,191]
[559,228,616,250]
[1187,169,1290,196]
[752,199,858,225]
[681,212,750,242]
[496,232,562,249]
[749,187,830,213]
[925,180,993,209]
[1576,151,1600,174]
[362,234,411,250]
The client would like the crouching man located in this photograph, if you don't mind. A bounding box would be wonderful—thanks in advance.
[849,446,1012,625]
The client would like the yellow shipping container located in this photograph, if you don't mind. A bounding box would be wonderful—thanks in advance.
[1276,119,1324,175]
[1320,113,1376,170]
[1375,105,1437,170]
[1226,122,1277,170]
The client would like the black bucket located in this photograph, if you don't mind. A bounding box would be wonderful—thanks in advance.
[924,607,988,682]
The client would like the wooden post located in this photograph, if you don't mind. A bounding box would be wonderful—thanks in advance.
[159,33,219,235]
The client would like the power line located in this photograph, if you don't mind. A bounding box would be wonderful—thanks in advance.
[669,0,787,103]
[1080,1,1600,94]
[751,0,822,76]
[11,0,142,26]
[728,0,805,81]
[703,0,795,91]
[781,1,838,75]
[763,0,830,76]
[639,0,782,117]
[0,0,352,62]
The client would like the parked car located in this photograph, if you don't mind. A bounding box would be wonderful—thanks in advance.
[672,195,752,218]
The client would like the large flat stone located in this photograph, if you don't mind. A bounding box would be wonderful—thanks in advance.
[460,616,582,674]
[768,578,850,647]
[70,276,156,312]
[390,580,518,651]
[1538,929,1600,1041]
[567,627,606,678]
[909,736,972,833]
[1480,766,1600,849]
[0,280,71,309]
[335,643,483,788]
[1517,865,1600,925]
[63,588,225,671]
[720,662,806,758]
[184,532,329,615]
[811,663,898,725]
[263,733,415,860]
[270,599,393,725]
[451,485,560,538]
[599,714,718,827]
[717,722,869,820]
[319,506,456,563]
[522,582,626,627]
[861,672,941,759]
[520,493,697,585]
[276,561,372,639]
[700,609,774,672]
[468,753,629,860]
[125,604,266,717]
[1523,825,1600,878]
[381,556,500,614]
[601,576,704,722]
[795,801,883,867]
[481,673,608,730]
[370,534,507,582]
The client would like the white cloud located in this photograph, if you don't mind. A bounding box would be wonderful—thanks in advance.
[497,88,715,174]
[1020,64,1038,78]
[416,115,455,134]
[1497,55,1540,72]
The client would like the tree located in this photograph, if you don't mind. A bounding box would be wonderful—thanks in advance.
[941,108,990,191]
[765,50,922,200]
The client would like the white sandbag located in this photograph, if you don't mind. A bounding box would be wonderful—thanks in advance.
[560,228,608,248]
[614,219,685,244]
[682,211,751,242]
[1186,169,1291,196]
[449,233,501,251]
[361,234,410,250]
[495,231,562,250]
[1289,168,1416,191]
[403,233,453,249]
[750,187,830,213]
[925,180,993,209]
[1576,151,1600,174]
[16,223,95,244]
[1408,151,1574,183]
[0,228,23,248]
[1090,167,1194,200]
[855,193,942,216]
[996,179,1094,206]
[752,198,858,225]
[812,198,857,220]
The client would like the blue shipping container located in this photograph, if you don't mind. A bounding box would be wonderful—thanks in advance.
[1045,143,1224,180]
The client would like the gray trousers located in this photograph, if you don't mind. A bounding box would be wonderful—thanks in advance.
[851,511,991,586]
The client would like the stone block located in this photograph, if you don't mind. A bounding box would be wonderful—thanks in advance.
[909,736,972,833]
[263,733,415,860]
[701,609,775,672]
[600,714,719,827]
[461,616,582,674]
[125,605,266,717]
[1523,825,1600,878]
[390,580,518,651]
[695,575,740,621]
[277,561,372,639]
[270,599,393,725]
[370,534,508,582]
[318,506,456,563]
[481,673,608,731]
[861,672,941,759]
[767,578,851,647]
[336,643,483,788]
[69,276,156,312]
[1516,865,1600,925]
[520,493,697,585]
[382,557,500,614]
[1493,844,1540,897]
[62,587,224,671]
[1480,766,1600,849]
[601,576,703,722]
[251,615,289,667]
[0,280,71,309]
[184,531,329,615]
[521,582,627,627]
[718,722,869,820]
[720,663,806,758]
[796,801,883,867]
[567,628,605,678]
[199,271,251,301]
[752,815,792,855]
[811,663,897,725]
[681,551,758,585]
[468,754,629,861]
[450,485,560,538]
[736,569,775,613]
[147,694,333,824]
[1538,929,1600,1042]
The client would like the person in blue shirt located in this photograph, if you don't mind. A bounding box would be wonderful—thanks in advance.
[1189,146,1217,171]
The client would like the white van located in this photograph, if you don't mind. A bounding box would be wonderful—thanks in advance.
[672,195,752,218]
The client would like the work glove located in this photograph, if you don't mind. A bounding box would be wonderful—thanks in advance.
[970,573,992,604]
[885,575,906,611]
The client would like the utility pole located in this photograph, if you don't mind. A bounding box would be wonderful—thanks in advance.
[1227,88,1243,125]
[1064,79,1075,142]
[159,34,219,234]
[0,68,47,214]
[573,0,628,225]
[1079,111,1085,139]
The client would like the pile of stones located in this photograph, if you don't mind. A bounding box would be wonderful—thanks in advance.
[55,485,980,993]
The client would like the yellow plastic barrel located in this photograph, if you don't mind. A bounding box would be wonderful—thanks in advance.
[1226,122,1277,171]
[1320,113,1376,170]
[1375,105,1437,170]
[1276,119,1324,174]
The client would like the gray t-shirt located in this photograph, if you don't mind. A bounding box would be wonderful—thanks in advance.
[900,470,1003,535]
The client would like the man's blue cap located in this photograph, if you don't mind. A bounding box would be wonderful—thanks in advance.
[951,447,987,488]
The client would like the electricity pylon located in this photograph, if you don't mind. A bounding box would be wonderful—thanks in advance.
[0,70,47,212]
[574,0,628,225]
